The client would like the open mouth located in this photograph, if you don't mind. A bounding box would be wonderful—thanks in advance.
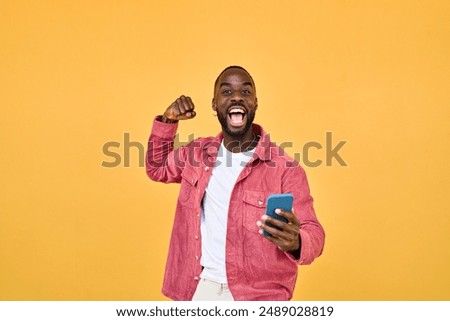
[228,107,246,127]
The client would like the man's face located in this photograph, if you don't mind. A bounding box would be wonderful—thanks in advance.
[213,68,258,138]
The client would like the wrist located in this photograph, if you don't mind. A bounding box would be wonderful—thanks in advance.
[161,115,178,124]
[288,235,301,259]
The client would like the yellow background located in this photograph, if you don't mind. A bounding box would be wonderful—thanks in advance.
[1,0,449,300]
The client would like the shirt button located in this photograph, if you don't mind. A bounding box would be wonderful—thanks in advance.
[195,235,199,240]
[197,212,200,217]
[195,255,199,260]
[194,276,199,281]
[205,166,209,171]
[258,200,263,205]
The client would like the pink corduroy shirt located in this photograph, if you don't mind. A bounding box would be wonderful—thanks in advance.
[146,117,325,300]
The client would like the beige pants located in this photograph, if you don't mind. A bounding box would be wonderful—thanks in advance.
[192,278,235,301]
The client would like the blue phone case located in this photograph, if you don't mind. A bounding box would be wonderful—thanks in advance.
[263,193,293,237]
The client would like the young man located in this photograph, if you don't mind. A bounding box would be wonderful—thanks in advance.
[146,66,325,301]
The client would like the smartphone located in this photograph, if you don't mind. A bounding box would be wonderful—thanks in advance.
[263,193,293,237]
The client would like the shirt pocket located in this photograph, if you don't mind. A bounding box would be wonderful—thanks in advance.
[242,189,267,233]
[178,167,199,208]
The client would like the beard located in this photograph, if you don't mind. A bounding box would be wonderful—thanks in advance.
[217,110,256,138]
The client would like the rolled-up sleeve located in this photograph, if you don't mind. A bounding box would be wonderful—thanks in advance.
[282,165,325,265]
[146,116,186,184]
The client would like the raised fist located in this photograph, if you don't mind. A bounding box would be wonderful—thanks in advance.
[162,95,196,123]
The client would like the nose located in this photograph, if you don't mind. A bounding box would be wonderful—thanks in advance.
[230,91,244,103]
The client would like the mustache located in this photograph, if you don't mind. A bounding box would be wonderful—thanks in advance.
[229,102,245,108]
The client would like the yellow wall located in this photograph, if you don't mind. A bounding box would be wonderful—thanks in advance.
[1,0,449,300]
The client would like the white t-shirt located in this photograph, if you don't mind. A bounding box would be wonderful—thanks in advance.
[200,141,255,283]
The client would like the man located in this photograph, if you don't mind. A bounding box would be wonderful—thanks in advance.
[146,66,325,301]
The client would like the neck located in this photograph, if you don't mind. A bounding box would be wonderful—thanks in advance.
[223,129,258,153]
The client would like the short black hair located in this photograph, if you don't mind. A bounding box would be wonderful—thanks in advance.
[214,65,255,93]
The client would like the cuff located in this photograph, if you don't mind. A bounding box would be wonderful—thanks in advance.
[152,115,179,139]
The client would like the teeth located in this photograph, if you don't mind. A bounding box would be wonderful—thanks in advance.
[229,108,244,114]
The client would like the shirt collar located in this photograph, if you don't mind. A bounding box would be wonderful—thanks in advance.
[203,124,272,161]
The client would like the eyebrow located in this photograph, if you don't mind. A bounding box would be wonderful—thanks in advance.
[219,81,253,88]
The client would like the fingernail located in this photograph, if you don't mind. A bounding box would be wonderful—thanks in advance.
[261,215,268,221]
[256,221,262,227]
[275,209,281,214]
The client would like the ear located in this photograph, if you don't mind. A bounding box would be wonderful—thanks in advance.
[212,98,217,112]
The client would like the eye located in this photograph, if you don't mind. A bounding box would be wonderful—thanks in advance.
[242,89,251,95]
[222,89,232,95]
